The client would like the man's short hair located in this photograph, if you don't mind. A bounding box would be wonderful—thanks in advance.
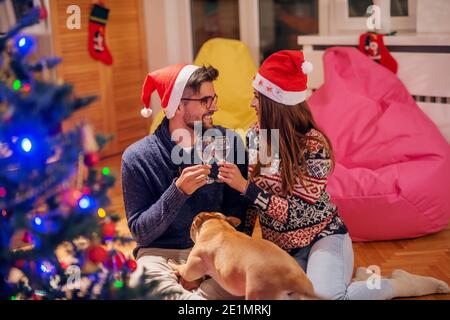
[185,65,219,95]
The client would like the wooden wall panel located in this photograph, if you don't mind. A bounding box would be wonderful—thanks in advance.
[49,0,149,156]
[108,0,149,151]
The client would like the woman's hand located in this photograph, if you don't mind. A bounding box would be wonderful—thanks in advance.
[218,162,248,194]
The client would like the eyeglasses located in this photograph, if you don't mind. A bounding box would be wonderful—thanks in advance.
[181,94,218,110]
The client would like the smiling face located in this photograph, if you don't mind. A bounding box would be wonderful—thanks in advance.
[181,82,218,130]
[251,90,261,122]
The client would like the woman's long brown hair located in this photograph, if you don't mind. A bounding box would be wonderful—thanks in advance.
[250,94,335,196]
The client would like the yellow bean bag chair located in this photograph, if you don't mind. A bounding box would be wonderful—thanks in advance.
[149,38,257,138]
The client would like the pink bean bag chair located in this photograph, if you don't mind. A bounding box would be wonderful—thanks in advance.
[308,47,450,241]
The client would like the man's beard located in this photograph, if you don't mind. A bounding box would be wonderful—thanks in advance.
[184,111,214,130]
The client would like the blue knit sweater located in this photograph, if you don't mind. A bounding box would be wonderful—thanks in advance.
[122,118,249,257]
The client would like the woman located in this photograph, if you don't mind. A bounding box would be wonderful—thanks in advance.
[217,50,449,299]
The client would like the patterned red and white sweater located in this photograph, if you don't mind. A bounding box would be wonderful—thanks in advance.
[243,124,348,252]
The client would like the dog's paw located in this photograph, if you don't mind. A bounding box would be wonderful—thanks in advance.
[168,260,181,276]
[180,277,204,291]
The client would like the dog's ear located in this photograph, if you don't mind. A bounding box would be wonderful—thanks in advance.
[190,213,206,242]
[192,216,203,229]
[226,216,241,228]
[203,212,221,220]
[190,212,219,241]
[194,212,216,224]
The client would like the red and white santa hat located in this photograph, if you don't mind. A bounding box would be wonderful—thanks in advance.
[253,50,313,106]
[140,64,200,119]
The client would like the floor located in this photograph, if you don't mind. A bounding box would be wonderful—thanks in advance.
[98,154,450,300]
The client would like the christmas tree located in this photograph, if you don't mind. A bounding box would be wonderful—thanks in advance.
[0,7,157,300]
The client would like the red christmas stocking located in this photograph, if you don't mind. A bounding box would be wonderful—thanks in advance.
[88,3,113,65]
[359,32,397,74]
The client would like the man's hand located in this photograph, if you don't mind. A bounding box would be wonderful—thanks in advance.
[175,164,211,195]
[218,162,248,193]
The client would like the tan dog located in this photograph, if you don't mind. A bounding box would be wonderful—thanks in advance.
[170,212,317,300]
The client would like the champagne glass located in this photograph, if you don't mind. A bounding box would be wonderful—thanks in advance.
[214,136,231,182]
[198,135,216,184]
[214,136,231,162]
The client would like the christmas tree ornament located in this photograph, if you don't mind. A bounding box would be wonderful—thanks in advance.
[78,194,95,211]
[14,34,36,57]
[80,123,100,167]
[88,3,113,65]
[61,188,83,207]
[0,187,7,198]
[31,214,60,234]
[97,207,106,218]
[103,250,127,271]
[87,245,108,264]
[17,230,33,244]
[38,260,56,278]
[101,167,110,175]
[102,219,116,239]
[59,261,69,270]
[14,259,26,269]
[21,82,31,93]
[13,79,22,90]
[113,279,124,289]
[39,6,48,20]
[19,137,32,152]
[84,152,100,167]
[126,259,137,272]
[32,290,46,300]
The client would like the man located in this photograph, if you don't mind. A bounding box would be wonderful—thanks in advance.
[122,64,248,299]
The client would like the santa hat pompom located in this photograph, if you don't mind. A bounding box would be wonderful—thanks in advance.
[301,61,313,75]
[140,107,153,118]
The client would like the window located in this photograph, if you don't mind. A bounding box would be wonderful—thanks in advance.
[390,0,409,16]
[330,0,416,34]
[259,0,319,61]
[348,0,409,17]
[190,0,240,57]
[348,0,373,17]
